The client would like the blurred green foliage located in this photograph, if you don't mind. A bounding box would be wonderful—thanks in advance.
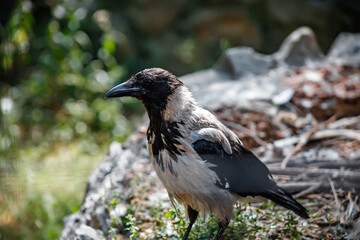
[0,141,107,239]
[1,0,139,151]
[0,0,144,239]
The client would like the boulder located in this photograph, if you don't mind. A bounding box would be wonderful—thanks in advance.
[327,32,360,67]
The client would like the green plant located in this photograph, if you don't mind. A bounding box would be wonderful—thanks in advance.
[124,213,140,240]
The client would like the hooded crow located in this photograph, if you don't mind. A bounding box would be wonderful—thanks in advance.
[105,68,309,239]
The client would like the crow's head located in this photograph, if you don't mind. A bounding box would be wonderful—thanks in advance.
[105,68,183,110]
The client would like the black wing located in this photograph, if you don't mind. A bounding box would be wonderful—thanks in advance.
[193,139,309,218]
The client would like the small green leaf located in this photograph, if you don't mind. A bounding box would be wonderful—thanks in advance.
[164,211,174,218]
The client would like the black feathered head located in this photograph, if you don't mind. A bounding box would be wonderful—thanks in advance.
[105,68,183,110]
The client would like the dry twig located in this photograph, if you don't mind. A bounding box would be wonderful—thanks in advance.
[280,128,317,169]
[293,179,324,198]
[222,120,268,146]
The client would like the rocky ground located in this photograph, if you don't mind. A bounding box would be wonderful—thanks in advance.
[61,27,360,240]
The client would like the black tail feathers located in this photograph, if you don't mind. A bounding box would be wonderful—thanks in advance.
[262,188,309,219]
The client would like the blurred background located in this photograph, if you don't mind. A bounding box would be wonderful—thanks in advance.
[1,0,359,239]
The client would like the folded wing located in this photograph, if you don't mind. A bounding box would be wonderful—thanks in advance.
[191,127,309,219]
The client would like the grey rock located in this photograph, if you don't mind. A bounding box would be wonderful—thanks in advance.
[327,32,360,67]
[214,47,276,79]
[85,142,122,195]
[60,139,149,239]
[72,225,104,240]
[274,27,324,66]
[94,205,111,232]
[181,65,289,111]
[182,27,326,110]
[62,212,87,240]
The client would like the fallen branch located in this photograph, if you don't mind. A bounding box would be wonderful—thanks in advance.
[293,179,324,198]
[272,128,360,150]
[328,116,360,129]
[269,166,360,181]
[277,181,360,194]
[303,160,360,169]
[311,129,360,141]
[268,159,360,169]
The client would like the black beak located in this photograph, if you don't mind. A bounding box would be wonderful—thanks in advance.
[104,81,141,98]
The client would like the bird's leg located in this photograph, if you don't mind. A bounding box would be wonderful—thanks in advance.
[182,206,199,240]
[214,218,230,240]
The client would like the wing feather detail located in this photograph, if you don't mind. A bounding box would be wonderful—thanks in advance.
[190,128,232,154]
[192,136,309,218]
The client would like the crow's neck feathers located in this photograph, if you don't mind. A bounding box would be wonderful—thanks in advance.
[162,85,197,123]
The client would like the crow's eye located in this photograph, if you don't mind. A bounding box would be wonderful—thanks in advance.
[145,79,154,88]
